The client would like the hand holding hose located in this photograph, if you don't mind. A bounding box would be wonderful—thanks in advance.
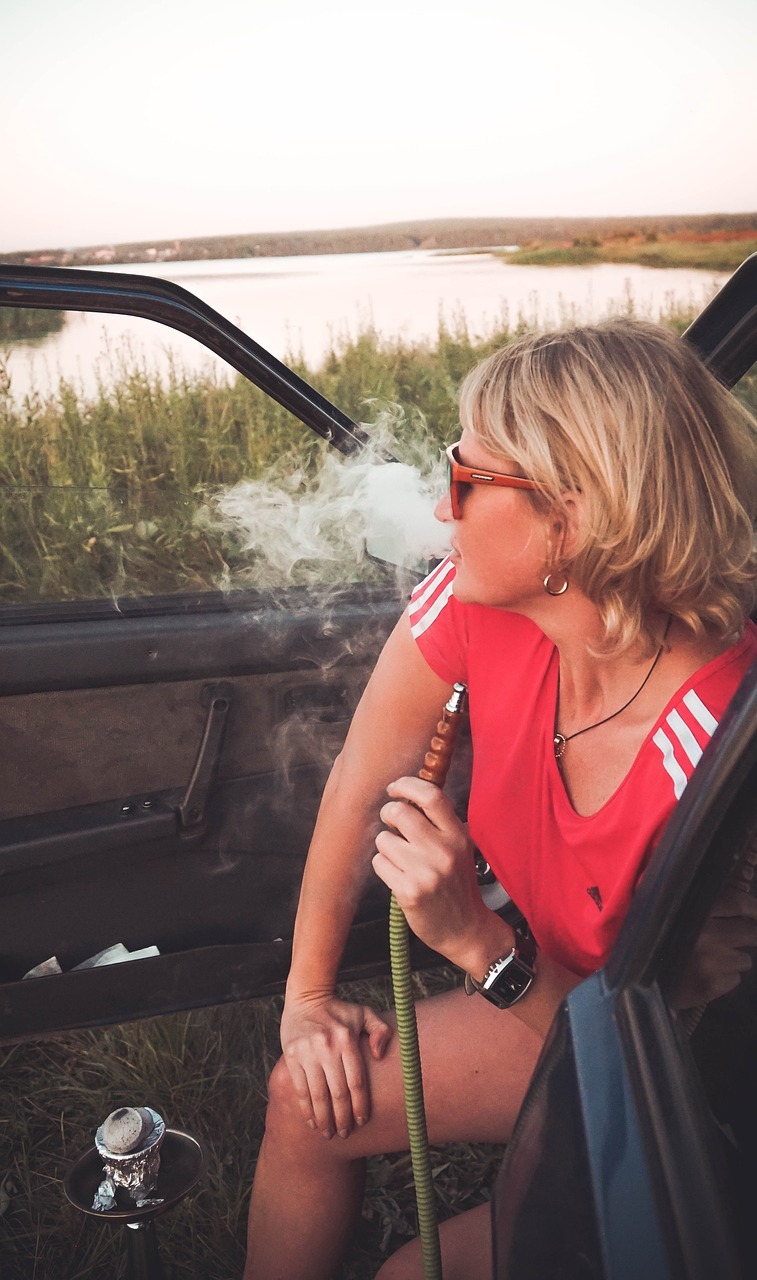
[373,778,488,966]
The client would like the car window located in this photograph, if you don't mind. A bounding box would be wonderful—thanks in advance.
[0,306,367,609]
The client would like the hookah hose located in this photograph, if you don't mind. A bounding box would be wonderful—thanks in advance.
[388,682,468,1280]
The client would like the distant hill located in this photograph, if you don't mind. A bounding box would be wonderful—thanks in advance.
[3,212,756,268]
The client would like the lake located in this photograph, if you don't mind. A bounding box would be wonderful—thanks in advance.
[4,249,728,402]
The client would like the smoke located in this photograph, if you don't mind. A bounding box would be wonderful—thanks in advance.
[196,406,457,892]
[198,405,451,590]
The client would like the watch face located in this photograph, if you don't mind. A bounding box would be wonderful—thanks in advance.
[482,943,536,1007]
[492,965,530,1000]
[469,932,536,1008]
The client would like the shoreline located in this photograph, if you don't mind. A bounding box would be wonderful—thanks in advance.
[2,212,756,272]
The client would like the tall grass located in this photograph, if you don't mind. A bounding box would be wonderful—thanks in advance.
[2,297,735,608]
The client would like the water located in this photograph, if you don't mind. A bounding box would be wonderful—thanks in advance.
[4,249,727,402]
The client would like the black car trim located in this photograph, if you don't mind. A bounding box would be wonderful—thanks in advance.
[605,658,757,994]
[0,920,453,1045]
[0,592,400,694]
[683,253,757,387]
[0,263,386,457]
[0,793,181,877]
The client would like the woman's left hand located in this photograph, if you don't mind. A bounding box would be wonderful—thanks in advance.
[372,776,489,966]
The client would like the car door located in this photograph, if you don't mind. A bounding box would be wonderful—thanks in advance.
[0,265,418,1041]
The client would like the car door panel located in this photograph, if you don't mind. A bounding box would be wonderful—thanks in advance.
[0,587,402,1039]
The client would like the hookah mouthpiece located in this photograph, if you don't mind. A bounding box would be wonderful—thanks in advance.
[445,682,467,716]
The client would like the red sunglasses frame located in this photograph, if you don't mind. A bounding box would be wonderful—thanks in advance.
[445,442,539,519]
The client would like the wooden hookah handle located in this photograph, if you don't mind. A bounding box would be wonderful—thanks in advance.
[418,684,467,789]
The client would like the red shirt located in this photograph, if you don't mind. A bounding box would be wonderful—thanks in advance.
[409,557,757,976]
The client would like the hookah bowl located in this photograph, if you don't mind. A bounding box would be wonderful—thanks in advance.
[64,1108,204,1280]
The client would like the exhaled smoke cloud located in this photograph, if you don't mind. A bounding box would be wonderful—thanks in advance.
[200,406,452,590]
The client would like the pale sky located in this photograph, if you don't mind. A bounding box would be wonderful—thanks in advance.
[2,0,755,253]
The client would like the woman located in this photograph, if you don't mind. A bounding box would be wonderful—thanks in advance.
[244,319,757,1280]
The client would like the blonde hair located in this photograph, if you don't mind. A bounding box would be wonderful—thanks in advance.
[459,318,757,654]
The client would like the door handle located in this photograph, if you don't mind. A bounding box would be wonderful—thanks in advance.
[178,683,233,829]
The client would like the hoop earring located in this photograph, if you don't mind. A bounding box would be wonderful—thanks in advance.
[543,572,569,596]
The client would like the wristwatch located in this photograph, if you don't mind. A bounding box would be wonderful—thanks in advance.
[464,929,537,1008]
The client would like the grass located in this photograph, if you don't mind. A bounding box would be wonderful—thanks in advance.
[1,293,737,608]
[0,970,503,1279]
[0,314,520,605]
[498,238,757,272]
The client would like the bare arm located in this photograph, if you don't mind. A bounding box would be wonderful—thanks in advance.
[280,612,453,1135]
[286,612,453,995]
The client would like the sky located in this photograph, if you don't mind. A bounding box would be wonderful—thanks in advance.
[2,0,756,253]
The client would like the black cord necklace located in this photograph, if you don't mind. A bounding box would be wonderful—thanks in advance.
[553,617,672,760]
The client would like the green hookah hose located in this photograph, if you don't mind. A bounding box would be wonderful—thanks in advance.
[389,682,467,1280]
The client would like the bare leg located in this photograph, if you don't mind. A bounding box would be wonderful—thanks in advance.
[244,985,543,1280]
[376,1202,493,1280]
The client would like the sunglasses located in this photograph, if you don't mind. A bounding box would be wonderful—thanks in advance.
[445,442,538,519]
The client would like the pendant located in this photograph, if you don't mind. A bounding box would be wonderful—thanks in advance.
[553,733,567,760]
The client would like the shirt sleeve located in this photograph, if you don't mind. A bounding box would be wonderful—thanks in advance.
[407,557,468,685]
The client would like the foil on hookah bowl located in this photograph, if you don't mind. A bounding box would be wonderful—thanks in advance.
[92,1107,166,1211]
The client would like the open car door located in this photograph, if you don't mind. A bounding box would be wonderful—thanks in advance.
[0,265,421,1041]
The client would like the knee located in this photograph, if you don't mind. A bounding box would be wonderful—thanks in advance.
[263,1055,304,1139]
[375,1239,423,1280]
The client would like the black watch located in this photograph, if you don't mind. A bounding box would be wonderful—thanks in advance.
[464,929,537,1009]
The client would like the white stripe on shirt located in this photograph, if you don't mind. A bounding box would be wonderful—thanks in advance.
[409,557,454,617]
[666,707,703,767]
[682,688,719,737]
[410,580,455,638]
[652,728,689,800]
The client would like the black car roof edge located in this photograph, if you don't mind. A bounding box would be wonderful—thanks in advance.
[0,263,397,461]
[683,251,757,387]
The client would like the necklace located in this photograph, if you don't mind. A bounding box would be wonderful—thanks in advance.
[553,617,672,760]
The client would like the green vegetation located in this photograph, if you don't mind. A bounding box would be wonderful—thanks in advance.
[499,239,757,272]
[0,969,498,1279]
[0,315,516,605]
[3,296,754,608]
[0,306,66,343]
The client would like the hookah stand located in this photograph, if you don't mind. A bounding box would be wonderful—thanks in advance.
[64,1130,204,1280]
